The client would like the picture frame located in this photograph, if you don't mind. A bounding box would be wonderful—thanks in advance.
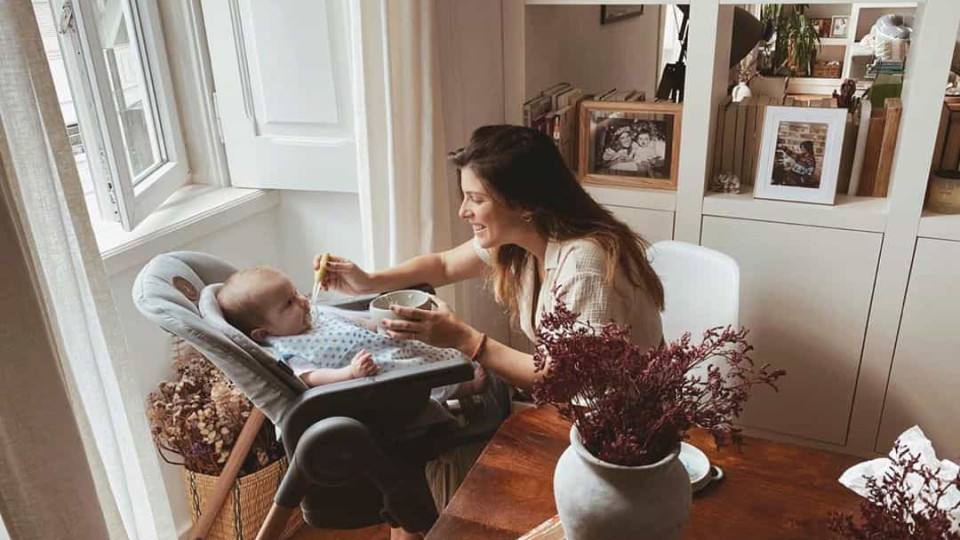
[809,18,832,38]
[578,101,682,190]
[754,106,847,205]
[600,5,644,25]
[830,15,850,38]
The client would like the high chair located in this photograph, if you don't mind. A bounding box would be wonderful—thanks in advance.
[133,251,509,538]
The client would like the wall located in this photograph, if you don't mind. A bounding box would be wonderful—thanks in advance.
[107,192,364,534]
[525,5,663,99]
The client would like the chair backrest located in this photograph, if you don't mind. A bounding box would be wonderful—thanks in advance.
[648,241,740,342]
[132,251,307,425]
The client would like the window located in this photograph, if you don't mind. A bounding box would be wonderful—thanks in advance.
[45,0,188,231]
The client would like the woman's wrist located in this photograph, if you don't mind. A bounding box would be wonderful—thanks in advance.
[456,324,484,359]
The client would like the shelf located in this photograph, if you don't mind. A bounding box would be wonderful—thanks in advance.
[527,0,690,4]
[702,192,888,233]
[583,183,676,213]
[918,211,960,243]
[820,38,848,47]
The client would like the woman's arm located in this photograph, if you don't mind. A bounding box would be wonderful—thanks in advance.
[384,295,544,391]
[457,328,541,391]
[318,239,487,294]
[371,239,487,290]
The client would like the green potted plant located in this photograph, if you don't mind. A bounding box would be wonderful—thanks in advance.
[761,4,822,77]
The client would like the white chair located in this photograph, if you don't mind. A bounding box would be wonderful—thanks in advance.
[647,241,740,342]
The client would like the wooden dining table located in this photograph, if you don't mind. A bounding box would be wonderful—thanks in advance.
[424,406,865,540]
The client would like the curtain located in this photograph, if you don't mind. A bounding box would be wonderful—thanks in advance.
[384,0,456,271]
[0,1,175,539]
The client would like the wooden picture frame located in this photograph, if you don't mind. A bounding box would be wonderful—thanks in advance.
[600,5,644,25]
[578,101,682,190]
[754,106,847,205]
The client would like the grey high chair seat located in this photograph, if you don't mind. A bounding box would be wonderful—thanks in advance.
[133,251,509,536]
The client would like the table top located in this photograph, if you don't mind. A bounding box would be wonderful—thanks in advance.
[426,406,864,540]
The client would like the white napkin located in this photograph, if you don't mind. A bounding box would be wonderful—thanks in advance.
[839,426,960,531]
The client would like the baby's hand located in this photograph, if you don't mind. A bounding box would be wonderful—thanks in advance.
[349,349,379,379]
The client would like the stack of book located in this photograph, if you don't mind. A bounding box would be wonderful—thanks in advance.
[523,83,646,171]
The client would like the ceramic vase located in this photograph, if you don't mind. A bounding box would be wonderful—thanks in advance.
[553,425,691,540]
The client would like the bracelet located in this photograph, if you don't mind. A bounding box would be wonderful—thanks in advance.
[469,332,487,363]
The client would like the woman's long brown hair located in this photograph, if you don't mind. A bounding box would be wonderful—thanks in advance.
[451,125,664,325]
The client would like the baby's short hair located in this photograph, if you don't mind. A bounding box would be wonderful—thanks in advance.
[216,266,283,335]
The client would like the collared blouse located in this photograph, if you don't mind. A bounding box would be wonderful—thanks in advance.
[473,236,663,352]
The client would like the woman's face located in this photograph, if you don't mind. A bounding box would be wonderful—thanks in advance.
[458,166,530,249]
[617,131,632,148]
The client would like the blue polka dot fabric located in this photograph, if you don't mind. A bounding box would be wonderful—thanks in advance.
[264,310,465,401]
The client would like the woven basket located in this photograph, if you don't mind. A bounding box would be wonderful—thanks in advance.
[813,61,842,78]
[183,457,303,540]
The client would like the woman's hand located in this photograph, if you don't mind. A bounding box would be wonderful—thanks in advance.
[314,254,376,295]
[383,294,479,353]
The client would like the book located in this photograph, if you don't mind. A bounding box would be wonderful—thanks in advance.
[847,97,873,196]
[517,515,565,540]
[544,83,573,111]
[942,106,960,170]
[857,109,886,196]
[595,88,618,101]
[733,97,748,182]
[712,96,732,181]
[721,98,738,174]
[743,96,759,185]
[873,97,902,197]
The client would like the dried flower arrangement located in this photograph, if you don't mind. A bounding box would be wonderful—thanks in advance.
[532,301,786,467]
[830,443,960,540]
[147,339,284,476]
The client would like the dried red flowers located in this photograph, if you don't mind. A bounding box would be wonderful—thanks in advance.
[532,301,785,467]
[830,443,960,540]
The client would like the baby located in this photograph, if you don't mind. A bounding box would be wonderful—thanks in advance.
[216,266,486,401]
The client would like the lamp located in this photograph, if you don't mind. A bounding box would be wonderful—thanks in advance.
[656,7,766,103]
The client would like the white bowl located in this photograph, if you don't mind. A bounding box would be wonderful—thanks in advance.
[369,289,434,332]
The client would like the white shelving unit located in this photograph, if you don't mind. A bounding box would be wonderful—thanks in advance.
[503,0,960,458]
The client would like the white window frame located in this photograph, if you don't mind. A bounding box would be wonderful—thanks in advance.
[54,0,189,231]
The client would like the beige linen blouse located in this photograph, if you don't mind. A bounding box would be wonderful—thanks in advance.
[473,237,663,351]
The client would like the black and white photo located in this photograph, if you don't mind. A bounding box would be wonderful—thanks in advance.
[579,101,682,189]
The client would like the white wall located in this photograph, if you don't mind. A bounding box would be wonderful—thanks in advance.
[106,193,364,534]
[525,5,663,99]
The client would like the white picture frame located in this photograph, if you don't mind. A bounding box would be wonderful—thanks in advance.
[831,15,849,38]
[754,107,847,205]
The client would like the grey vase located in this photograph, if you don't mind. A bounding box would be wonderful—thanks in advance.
[554,425,692,540]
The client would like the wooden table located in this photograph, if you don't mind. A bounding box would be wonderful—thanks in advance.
[425,406,864,540]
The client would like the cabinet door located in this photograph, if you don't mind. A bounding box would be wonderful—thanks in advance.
[606,205,674,243]
[876,238,960,456]
[703,217,882,445]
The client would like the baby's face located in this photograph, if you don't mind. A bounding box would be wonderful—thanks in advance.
[254,273,312,337]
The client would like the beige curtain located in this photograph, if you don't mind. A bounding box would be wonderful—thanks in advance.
[384,0,454,269]
[0,1,174,538]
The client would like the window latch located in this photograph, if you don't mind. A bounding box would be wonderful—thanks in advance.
[58,0,75,34]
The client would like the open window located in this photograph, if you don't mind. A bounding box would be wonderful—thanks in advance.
[54,0,188,231]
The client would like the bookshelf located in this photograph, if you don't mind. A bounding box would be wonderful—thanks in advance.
[503,0,960,459]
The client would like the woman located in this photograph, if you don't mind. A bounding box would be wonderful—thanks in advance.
[317,125,664,390]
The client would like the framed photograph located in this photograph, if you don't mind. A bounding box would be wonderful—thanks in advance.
[578,101,682,190]
[831,16,850,38]
[600,5,644,25]
[809,18,831,38]
[754,106,847,205]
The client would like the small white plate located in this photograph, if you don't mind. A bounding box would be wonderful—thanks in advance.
[680,442,724,492]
